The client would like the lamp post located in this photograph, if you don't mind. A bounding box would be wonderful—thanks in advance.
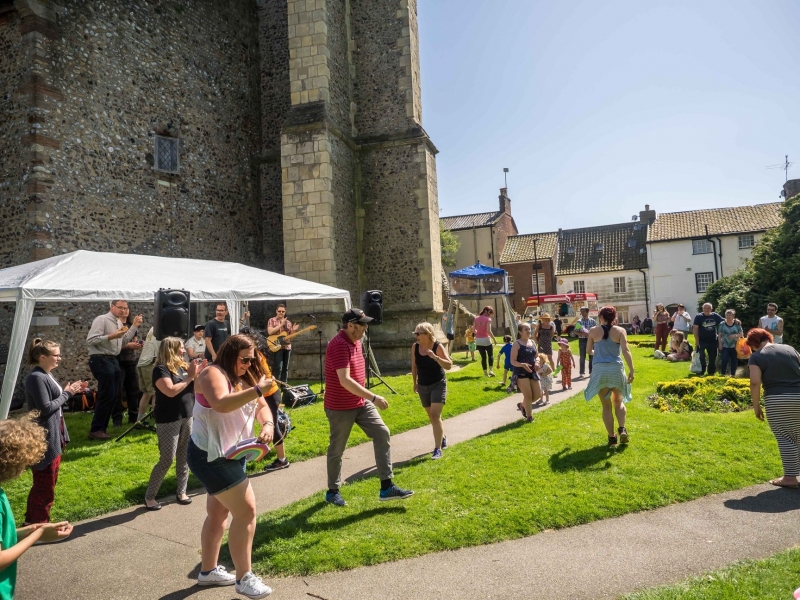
[533,237,541,301]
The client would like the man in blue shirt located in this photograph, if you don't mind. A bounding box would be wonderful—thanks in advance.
[692,303,724,376]
[575,307,597,378]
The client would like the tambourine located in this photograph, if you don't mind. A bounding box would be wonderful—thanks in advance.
[224,438,269,463]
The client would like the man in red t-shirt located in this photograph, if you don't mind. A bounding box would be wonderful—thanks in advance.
[323,308,414,506]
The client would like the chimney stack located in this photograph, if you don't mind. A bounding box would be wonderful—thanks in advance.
[639,204,656,225]
[499,188,511,215]
[783,179,800,201]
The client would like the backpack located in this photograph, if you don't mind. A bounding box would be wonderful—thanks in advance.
[685,341,693,354]
[68,389,96,412]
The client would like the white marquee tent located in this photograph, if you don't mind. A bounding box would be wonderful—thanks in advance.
[0,250,352,418]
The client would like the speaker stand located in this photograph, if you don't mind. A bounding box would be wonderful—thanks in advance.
[364,331,397,394]
[114,409,157,442]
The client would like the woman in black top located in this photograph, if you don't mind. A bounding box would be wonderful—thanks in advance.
[144,337,206,510]
[748,328,800,489]
[23,339,86,524]
[411,322,452,460]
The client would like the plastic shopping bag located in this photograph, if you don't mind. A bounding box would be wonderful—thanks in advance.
[689,350,703,374]
[736,338,751,360]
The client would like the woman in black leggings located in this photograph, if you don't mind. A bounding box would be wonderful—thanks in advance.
[473,306,498,377]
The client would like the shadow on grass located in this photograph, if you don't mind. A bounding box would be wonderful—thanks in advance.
[345,455,429,484]
[548,444,628,472]
[724,487,800,513]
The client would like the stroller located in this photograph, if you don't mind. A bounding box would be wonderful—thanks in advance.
[641,317,653,334]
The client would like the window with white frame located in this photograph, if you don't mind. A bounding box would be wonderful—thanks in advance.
[154,135,180,173]
[613,276,626,294]
[531,272,546,294]
[507,276,514,294]
[738,234,755,250]
[695,272,714,293]
[692,239,712,255]
[617,309,629,324]
[573,280,585,293]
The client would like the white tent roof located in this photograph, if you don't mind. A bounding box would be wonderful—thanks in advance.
[0,251,351,418]
[0,250,350,303]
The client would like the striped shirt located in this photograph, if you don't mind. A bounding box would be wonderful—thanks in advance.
[324,329,366,411]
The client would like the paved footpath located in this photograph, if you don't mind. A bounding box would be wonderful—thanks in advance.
[16,377,800,599]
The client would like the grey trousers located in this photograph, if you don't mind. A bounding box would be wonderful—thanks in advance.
[326,403,393,490]
[145,417,192,501]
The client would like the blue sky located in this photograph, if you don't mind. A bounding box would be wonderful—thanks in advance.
[418,0,800,233]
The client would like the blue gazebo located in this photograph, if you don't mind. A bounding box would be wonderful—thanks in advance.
[442,262,515,336]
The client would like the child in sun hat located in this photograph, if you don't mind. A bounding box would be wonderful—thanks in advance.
[536,355,553,404]
[557,338,575,390]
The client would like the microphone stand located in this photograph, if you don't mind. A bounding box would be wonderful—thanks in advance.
[308,315,325,397]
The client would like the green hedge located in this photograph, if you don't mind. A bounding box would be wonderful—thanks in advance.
[649,376,751,413]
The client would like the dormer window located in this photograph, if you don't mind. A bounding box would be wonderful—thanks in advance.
[594,242,603,252]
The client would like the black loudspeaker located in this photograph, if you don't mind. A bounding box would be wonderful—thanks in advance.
[154,289,191,340]
[360,290,383,325]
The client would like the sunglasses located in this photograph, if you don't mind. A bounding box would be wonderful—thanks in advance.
[237,356,255,365]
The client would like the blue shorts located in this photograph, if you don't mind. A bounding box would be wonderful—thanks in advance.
[187,438,247,495]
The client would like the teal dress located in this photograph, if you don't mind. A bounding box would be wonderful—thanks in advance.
[584,327,632,403]
[0,488,17,600]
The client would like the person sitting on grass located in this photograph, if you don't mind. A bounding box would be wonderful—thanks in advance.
[0,414,74,599]
[584,305,635,447]
[497,335,513,387]
[411,322,453,460]
[748,328,800,489]
[666,330,692,362]
[557,338,575,390]
[512,322,542,423]
[536,355,553,405]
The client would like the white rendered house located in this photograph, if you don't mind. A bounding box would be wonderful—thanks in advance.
[646,203,782,313]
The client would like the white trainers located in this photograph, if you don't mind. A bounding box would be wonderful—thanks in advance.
[197,565,236,586]
[235,571,272,598]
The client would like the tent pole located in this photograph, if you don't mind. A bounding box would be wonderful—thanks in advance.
[226,300,241,336]
[0,297,35,419]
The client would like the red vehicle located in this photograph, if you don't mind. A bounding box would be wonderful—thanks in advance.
[523,293,599,334]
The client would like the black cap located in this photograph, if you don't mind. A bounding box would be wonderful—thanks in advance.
[342,308,373,324]
[580,307,589,312]
[193,324,205,332]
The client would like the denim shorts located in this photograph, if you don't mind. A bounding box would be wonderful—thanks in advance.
[187,438,247,495]
[417,379,447,408]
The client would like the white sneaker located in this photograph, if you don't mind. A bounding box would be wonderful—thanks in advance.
[197,565,236,586]
[235,571,272,598]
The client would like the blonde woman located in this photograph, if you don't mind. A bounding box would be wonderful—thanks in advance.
[411,322,453,459]
[144,337,205,510]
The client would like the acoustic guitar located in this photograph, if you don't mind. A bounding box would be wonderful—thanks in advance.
[266,325,317,352]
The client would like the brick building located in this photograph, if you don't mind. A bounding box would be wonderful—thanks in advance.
[498,232,558,314]
[0,0,443,381]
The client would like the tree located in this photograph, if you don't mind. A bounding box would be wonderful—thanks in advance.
[440,222,460,269]
[700,193,800,346]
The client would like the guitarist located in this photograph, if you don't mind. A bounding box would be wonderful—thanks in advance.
[267,304,299,382]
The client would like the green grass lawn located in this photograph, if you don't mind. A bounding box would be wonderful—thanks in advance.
[2,355,509,523]
[622,547,800,599]
[244,344,781,577]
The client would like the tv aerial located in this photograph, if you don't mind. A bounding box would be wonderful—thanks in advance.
[766,155,795,182]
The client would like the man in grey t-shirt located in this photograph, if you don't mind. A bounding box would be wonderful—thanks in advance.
[204,303,230,361]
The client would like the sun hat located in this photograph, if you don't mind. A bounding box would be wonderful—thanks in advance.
[539,313,551,321]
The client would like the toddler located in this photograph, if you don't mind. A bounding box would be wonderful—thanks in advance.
[536,355,553,405]
[557,338,575,390]
[464,325,476,361]
[497,335,513,388]
[0,414,73,599]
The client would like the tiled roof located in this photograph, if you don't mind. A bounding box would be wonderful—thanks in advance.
[440,211,503,230]
[648,202,783,242]
[557,222,649,275]
[499,232,559,263]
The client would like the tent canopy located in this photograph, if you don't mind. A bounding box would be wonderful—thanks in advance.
[448,261,505,279]
[0,250,352,418]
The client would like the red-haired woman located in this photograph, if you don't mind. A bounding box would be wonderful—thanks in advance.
[584,306,635,446]
[748,328,800,489]
[188,334,275,597]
